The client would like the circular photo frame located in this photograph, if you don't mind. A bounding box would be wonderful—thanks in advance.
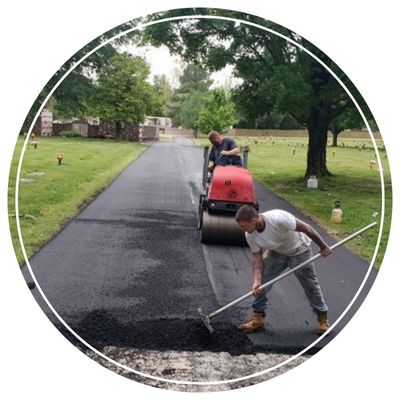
[8,7,391,392]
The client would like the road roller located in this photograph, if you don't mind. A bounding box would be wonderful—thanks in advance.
[197,145,258,245]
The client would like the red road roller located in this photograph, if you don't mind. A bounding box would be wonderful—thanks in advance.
[198,145,258,245]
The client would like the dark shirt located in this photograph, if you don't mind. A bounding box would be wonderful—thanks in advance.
[209,138,240,164]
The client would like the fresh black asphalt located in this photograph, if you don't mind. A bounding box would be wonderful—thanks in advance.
[22,137,379,356]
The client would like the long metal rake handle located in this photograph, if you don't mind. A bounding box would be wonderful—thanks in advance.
[208,221,377,320]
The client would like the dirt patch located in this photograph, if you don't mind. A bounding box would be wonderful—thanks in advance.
[84,346,311,391]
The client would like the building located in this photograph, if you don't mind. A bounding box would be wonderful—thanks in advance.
[143,116,172,128]
[32,108,53,135]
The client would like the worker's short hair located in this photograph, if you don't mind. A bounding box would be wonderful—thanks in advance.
[235,205,258,222]
[208,131,221,141]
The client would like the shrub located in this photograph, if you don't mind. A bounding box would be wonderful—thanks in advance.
[61,131,84,138]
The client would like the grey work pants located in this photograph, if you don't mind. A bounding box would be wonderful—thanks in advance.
[252,247,328,315]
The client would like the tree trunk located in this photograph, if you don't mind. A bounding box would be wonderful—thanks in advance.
[305,106,332,178]
[332,132,339,147]
[116,121,122,135]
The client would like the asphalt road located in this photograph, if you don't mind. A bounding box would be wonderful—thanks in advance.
[22,137,379,382]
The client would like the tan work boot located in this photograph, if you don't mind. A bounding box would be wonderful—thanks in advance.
[317,311,330,334]
[240,312,265,333]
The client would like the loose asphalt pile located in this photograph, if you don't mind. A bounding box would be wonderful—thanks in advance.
[58,310,256,355]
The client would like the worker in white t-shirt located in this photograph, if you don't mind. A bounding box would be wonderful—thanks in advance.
[235,205,332,334]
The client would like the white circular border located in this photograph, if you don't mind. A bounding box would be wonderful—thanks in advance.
[14,12,386,388]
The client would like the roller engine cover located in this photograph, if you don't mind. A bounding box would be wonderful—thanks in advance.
[208,166,256,204]
[199,165,257,245]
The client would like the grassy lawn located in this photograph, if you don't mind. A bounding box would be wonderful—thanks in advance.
[8,136,147,264]
[8,134,391,267]
[194,136,392,266]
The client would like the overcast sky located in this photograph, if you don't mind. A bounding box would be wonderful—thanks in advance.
[124,44,241,89]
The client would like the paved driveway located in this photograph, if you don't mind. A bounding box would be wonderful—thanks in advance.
[21,137,379,386]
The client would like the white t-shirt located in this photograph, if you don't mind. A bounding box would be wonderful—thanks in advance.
[245,209,311,256]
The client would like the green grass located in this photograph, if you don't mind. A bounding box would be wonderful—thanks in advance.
[194,136,392,266]
[9,134,392,267]
[8,136,147,264]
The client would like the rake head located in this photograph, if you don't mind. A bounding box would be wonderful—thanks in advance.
[197,306,214,334]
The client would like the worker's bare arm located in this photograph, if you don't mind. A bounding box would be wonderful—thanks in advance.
[251,251,264,295]
[295,219,332,257]
[220,146,240,156]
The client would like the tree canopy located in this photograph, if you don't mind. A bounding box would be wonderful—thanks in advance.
[147,74,173,117]
[51,71,94,119]
[89,53,153,126]
[196,88,238,133]
[142,8,377,177]
[178,91,207,130]
[22,21,139,131]
[170,64,212,127]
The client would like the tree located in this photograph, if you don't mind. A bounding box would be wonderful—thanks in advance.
[196,88,238,133]
[90,53,153,131]
[178,90,207,129]
[50,72,95,118]
[329,108,364,147]
[178,64,212,93]
[148,74,173,117]
[142,9,376,178]
[329,108,379,147]
[21,21,139,133]
[170,64,212,125]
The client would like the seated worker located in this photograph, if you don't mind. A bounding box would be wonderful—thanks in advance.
[207,131,242,171]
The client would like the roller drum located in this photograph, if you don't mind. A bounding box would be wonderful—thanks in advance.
[200,210,247,245]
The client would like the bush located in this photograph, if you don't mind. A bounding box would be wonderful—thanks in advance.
[61,131,84,138]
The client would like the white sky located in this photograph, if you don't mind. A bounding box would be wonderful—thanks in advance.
[124,44,241,89]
